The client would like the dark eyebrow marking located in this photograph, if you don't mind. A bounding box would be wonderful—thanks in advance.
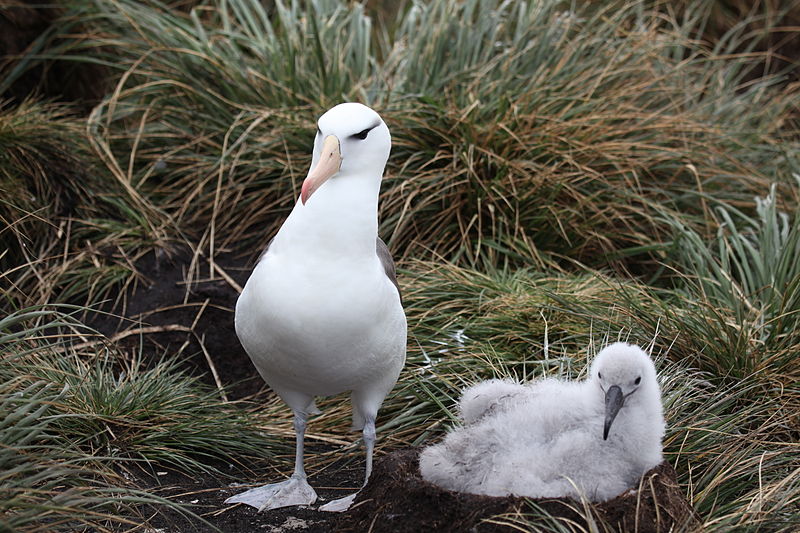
[316,124,322,135]
[350,120,381,140]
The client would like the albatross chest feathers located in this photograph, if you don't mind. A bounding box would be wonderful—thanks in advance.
[235,247,406,397]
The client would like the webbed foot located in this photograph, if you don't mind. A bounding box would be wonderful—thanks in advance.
[225,475,318,511]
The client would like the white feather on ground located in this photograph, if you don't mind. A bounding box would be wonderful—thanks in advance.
[419,342,665,502]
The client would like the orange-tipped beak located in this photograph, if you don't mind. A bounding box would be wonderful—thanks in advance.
[301,135,341,204]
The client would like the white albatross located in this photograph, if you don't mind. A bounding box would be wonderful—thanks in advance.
[225,103,406,512]
[419,342,665,502]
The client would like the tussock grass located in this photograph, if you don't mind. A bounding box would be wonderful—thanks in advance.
[0,307,289,530]
[0,100,97,261]
[0,369,202,532]
[664,182,800,383]
[1,379,153,532]
[0,307,284,474]
[661,365,799,531]
[379,0,797,265]
[652,0,800,81]
[46,0,796,273]
[0,99,166,309]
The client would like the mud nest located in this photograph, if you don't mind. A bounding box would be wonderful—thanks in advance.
[334,448,699,533]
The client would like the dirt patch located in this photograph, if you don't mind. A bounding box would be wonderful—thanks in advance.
[134,456,364,533]
[89,248,265,400]
[334,448,699,533]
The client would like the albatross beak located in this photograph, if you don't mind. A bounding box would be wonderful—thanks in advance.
[301,135,341,204]
[603,385,624,440]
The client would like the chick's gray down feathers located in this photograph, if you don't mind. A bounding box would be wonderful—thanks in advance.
[419,343,665,502]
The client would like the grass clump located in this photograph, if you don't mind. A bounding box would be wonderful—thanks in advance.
[0,378,192,532]
[0,99,167,310]
[0,307,287,530]
[0,307,283,474]
[2,379,124,532]
[38,0,794,274]
[378,0,797,265]
[664,181,800,383]
[662,369,799,531]
[0,100,96,263]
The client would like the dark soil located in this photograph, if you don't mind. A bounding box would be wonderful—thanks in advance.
[89,247,266,400]
[135,456,364,533]
[91,249,699,532]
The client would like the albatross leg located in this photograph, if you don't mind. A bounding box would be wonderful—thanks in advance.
[224,411,318,510]
[318,415,376,512]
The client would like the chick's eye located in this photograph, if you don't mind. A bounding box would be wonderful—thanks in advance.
[635,376,641,385]
[351,128,370,140]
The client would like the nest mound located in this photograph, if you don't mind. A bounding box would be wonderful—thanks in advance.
[334,448,699,533]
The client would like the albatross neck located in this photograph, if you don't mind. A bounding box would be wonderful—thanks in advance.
[277,172,381,259]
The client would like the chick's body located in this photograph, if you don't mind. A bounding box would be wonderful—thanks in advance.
[419,343,665,502]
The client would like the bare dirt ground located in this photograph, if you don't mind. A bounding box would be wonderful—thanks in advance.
[136,457,362,532]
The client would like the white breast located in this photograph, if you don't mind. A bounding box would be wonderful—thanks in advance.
[235,249,406,397]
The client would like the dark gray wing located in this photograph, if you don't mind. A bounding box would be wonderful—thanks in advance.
[376,237,401,304]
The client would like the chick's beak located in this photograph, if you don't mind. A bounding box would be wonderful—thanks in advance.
[603,385,624,440]
[301,135,341,204]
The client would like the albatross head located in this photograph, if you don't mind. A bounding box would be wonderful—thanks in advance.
[590,342,661,440]
[301,102,391,204]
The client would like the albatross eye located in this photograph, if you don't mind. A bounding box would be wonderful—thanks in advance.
[635,376,641,385]
[351,128,371,140]
[598,372,603,380]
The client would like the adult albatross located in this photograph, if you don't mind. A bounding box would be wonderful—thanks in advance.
[225,103,406,512]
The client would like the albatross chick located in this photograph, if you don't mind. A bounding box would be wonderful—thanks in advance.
[419,342,665,502]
